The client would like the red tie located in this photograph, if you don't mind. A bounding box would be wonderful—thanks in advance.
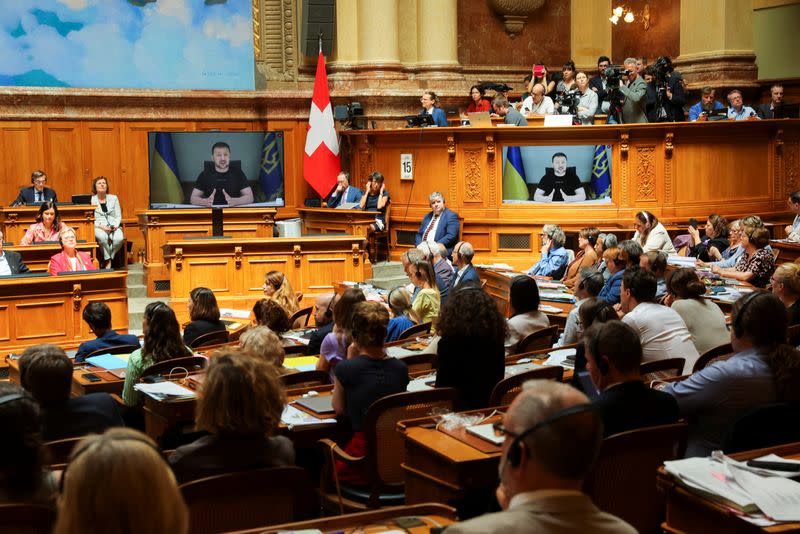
[422,215,438,241]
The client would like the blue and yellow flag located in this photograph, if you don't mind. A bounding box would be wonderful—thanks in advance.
[503,146,529,200]
[259,132,284,201]
[590,145,611,199]
[150,132,184,204]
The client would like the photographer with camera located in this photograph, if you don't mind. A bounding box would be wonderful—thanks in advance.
[648,56,685,122]
[688,87,726,122]
[616,58,648,124]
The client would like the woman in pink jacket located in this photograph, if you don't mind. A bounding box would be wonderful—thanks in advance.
[48,227,96,275]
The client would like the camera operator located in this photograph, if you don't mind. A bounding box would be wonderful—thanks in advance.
[649,56,685,122]
[590,56,611,113]
[617,57,648,124]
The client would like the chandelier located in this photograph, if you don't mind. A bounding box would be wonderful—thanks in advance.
[609,4,651,29]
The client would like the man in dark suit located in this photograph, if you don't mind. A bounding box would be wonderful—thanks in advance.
[415,191,460,257]
[305,293,335,355]
[75,302,140,362]
[326,171,363,208]
[451,241,480,289]
[584,320,679,437]
[20,344,124,441]
[589,55,610,113]
[11,170,58,206]
[757,83,786,119]
[0,231,30,275]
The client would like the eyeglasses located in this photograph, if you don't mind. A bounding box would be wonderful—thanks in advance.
[492,422,518,439]
[33,179,47,185]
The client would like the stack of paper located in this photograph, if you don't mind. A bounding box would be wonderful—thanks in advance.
[667,256,697,267]
[538,290,576,304]
[219,308,251,319]
[133,381,196,401]
[543,348,576,368]
[281,405,337,428]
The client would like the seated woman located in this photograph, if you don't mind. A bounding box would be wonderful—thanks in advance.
[419,90,448,127]
[0,383,55,507]
[563,226,600,287]
[556,60,577,93]
[317,287,366,378]
[436,283,506,409]
[699,219,744,268]
[665,268,729,355]
[504,275,550,355]
[48,227,97,275]
[597,246,627,305]
[55,428,188,534]
[169,349,293,483]
[359,171,390,234]
[560,268,605,347]
[466,85,491,113]
[771,263,800,345]
[574,72,598,125]
[570,297,620,390]
[409,260,441,326]
[385,286,419,342]
[594,233,618,280]
[19,201,67,245]
[527,224,569,279]
[688,214,729,262]
[263,270,299,316]
[663,292,800,457]
[239,325,297,375]
[183,287,227,347]
[91,176,125,269]
[632,211,676,255]
[122,302,192,407]
[252,298,292,334]
[712,224,775,288]
[332,301,409,484]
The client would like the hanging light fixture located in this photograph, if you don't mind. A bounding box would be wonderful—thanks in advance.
[610,4,650,27]
[624,11,635,23]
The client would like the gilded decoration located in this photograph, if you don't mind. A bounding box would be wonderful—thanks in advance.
[464,148,483,201]
[258,0,296,82]
[636,146,656,201]
[786,141,799,193]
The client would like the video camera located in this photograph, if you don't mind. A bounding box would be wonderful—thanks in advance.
[555,89,581,117]
[604,65,630,111]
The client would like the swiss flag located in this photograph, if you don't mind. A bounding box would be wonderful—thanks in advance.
[303,50,341,197]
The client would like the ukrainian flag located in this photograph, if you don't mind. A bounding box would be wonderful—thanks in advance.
[150,133,184,204]
[503,146,529,200]
[259,132,283,201]
[590,145,611,199]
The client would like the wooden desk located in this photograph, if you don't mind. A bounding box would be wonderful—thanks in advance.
[163,236,368,323]
[229,503,457,533]
[477,267,573,326]
[1,205,95,245]
[7,243,98,273]
[298,207,377,238]
[137,208,277,297]
[770,240,800,263]
[0,271,129,359]
[657,442,800,533]
[6,357,125,397]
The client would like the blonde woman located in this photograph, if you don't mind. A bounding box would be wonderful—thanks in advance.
[771,262,800,345]
[54,428,188,534]
[409,259,441,326]
[239,325,297,375]
[385,286,419,342]
[48,227,96,275]
[263,270,299,316]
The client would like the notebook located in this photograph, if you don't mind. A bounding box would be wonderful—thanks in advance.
[85,353,129,370]
[467,112,493,128]
[293,396,335,415]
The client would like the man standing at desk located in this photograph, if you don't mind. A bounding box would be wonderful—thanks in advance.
[415,192,460,257]
[446,380,635,534]
[327,171,363,208]
[190,142,254,207]
[11,170,58,206]
[0,231,29,275]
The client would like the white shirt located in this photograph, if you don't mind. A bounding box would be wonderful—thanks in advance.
[0,252,11,276]
[622,302,700,373]
[521,95,555,115]
[425,213,442,246]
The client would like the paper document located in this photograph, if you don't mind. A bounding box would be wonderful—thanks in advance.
[407,375,436,392]
[664,457,757,512]
[219,308,251,319]
[281,405,337,428]
[539,304,563,314]
[86,353,129,370]
[538,290,576,303]
[543,348,576,368]
[133,381,196,401]
[504,362,543,376]
[730,465,800,521]
[466,423,505,445]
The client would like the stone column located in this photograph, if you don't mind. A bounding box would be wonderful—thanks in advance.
[677,0,757,88]
[415,0,462,80]
[570,0,612,70]
[356,0,403,73]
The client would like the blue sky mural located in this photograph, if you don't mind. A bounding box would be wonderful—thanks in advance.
[0,0,255,90]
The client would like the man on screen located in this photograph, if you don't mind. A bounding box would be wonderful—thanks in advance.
[531,152,586,202]
[189,142,254,207]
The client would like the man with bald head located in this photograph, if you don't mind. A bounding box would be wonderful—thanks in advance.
[305,293,335,356]
[521,83,555,115]
[447,380,635,533]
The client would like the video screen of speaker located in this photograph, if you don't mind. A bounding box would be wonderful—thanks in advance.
[148,132,285,209]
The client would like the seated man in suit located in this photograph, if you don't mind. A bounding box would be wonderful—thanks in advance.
[326,171,363,208]
[20,344,124,441]
[0,230,30,276]
[451,241,480,289]
[75,302,140,362]
[415,192,460,257]
[305,292,335,356]
[11,170,58,206]
[584,320,680,437]
[446,380,635,534]
[757,83,787,119]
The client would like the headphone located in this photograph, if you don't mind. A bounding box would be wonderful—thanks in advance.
[506,403,597,468]
[577,271,603,292]
[0,393,25,406]
[733,290,764,338]
[323,295,334,319]
[637,211,652,229]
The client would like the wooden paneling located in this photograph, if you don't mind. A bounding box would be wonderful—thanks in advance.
[42,122,84,195]
[611,0,680,64]
[0,123,44,194]
[1,205,96,245]
[82,122,122,186]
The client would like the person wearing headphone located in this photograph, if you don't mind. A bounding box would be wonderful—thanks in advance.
[505,275,550,356]
[584,321,679,437]
[409,260,441,327]
[450,241,480,289]
[11,169,58,206]
[559,267,605,346]
[446,380,635,534]
[662,291,800,457]
[305,293,335,356]
[632,211,676,255]
[385,287,419,343]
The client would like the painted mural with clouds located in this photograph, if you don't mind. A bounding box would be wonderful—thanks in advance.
[0,0,254,90]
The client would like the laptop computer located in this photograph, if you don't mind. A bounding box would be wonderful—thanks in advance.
[72,194,93,204]
[467,112,493,128]
[775,103,800,119]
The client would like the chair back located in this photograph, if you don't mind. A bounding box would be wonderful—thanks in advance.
[397,322,432,341]
[179,466,315,534]
[362,388,459,500]
[44,436,84,466]
[640,357,686,383]
[141,355,208,379]
[584,422,688,534]
[513,325,559,355]
[489,366,563,407]
[0,504,56,534]
[188,329,230,349]
[83,344,141,360]
[281,369,331,388]
[788,324,800,344]
[399,353,434,374]
[692,342,734,373]
[289,305,313,328]
[723,402,800,453]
